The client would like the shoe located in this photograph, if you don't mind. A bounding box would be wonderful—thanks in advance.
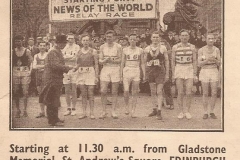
[185,112,192,119]
[71,108,76,116]
[131,111,137,118]
[78,114,87,119]
[36,113,45,118]
[148,108,157,117]
[169,105,174,110]
[125,107,130,115]
[15,110,21,118]
[111,112,118,119]
[99,112,107,119]
[90,115,95,119]
[203,114,208,119]
[177,112,185,119]
[23,110,28,117]
[64,108,71,116]
[210,113,217,119]
[156,110,162,120]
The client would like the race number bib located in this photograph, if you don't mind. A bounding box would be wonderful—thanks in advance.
[78,67,90,73]
[104,56,118,61]
[175,55,193,64]
[153,59,160,66]
[126,54,139,61]
[147,59,160,66]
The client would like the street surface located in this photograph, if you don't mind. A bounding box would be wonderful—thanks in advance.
[11,94,222,130]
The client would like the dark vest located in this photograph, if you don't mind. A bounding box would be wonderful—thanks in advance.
[77,49,95,67]
[146,49,165,68]
[13,49,29,67]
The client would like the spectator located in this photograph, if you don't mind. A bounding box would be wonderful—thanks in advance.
[145,28,152,45]
[165,31,175,47]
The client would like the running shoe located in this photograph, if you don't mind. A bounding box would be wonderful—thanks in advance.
[203,114,208,119]
[210,113,217,119]
[64,108,71,116]
[185,112,192,119]
[177,112,185,119]
[71,108,76,116]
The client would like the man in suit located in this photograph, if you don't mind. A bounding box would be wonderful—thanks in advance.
[40,35,72,126]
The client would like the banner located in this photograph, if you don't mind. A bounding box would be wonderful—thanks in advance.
[49,0,157,21]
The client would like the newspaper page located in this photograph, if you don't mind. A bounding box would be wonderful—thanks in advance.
[0,0,239,160]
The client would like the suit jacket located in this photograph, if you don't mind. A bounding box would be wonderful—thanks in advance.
[27,45,39,57]
[43,48,70,86]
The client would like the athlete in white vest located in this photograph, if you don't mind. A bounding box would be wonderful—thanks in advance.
[172,29,198,119]
[99,30,122,119]
[33,41,48,118]
[121,34,145,118]
[198,34,221,119]
[62,33,80,116]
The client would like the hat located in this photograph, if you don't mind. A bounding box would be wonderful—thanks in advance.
[56,35,67,43]
[28,37,34,41]
[14,35,24,41]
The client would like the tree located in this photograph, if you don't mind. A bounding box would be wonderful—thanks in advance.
[12,0,49,42]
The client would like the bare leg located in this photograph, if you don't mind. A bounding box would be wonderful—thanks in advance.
[64,84,72,115]
[71,83,77,109]
[176,79,184,113]
[13,84,20,117]
[156,84,164,111]
[156,83,164,120]
[148,83,158,117]
[70,83,77,116]
[22,84,29,117]
[88,85,95,119]
[79,85,87,118]
[100,81,109,118]
[123,79,130,114]
[201,82,209,115]
[149,83,157,108]
[111,82,119,118]
[210,81,218,117]
[131,81,140,118]
[185,78,193,112]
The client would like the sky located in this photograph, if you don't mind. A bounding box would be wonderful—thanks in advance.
[159,0,176,29]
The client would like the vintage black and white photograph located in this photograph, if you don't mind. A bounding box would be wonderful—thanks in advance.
[11,0,223,130]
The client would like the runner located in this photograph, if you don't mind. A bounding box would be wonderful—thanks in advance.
[74,34,99,119]
[145,31,169,120]
[121,34,145,118]
[172,29,198,119]
[12,35,33,118]
[33,41,48,118]
[198,34,221,119]
[99,30,122,119]
[62,33,80,116]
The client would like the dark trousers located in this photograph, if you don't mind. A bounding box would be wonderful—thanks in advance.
[46,85,61,125]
